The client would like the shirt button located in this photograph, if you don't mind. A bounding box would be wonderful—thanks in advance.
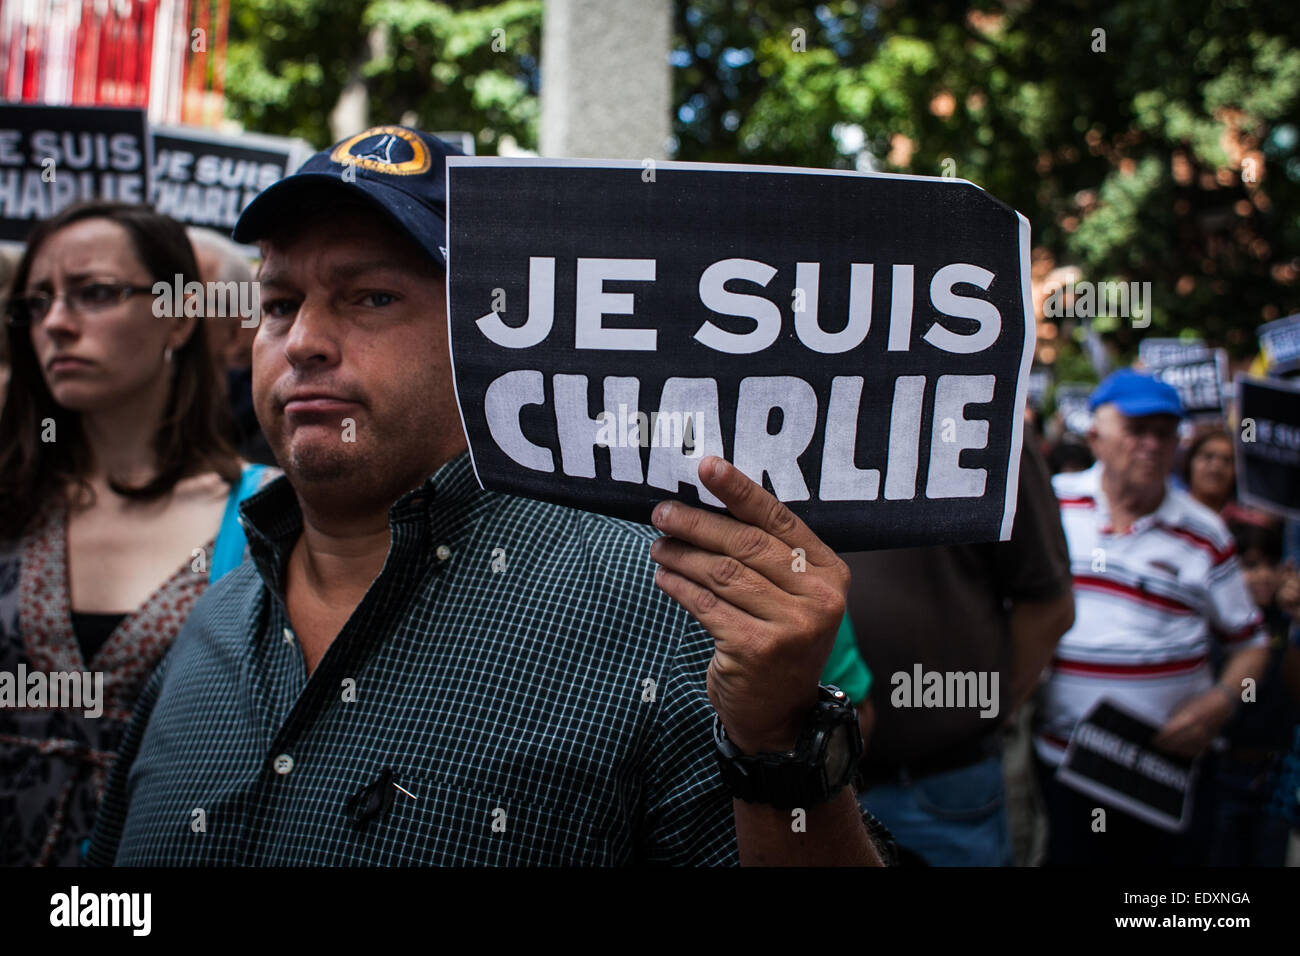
[273,753,294,775]
[435,544,452,562]
[283,627,295,644]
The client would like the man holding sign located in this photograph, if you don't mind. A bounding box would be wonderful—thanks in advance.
[1034,370,1269,864]
[89,128,891,866]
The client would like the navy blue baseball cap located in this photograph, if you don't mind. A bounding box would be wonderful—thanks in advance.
[232,125,464,267]
[1088,369,1184,418]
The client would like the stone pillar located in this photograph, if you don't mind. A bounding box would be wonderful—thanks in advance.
[329,25,388,143]
[540,0,672,160]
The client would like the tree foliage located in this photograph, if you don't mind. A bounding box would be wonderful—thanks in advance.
[224,0,1300,358]
[672,0,1300,358]
[225,0,541,154]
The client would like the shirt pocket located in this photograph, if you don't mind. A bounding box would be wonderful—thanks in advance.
[343,767,609,866]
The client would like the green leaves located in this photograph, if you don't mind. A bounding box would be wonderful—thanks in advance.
[671,0,1300,358]
[221,0,1298,358]
[226,0,541,153]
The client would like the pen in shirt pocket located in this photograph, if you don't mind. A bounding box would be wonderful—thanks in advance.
[345,768,417,828]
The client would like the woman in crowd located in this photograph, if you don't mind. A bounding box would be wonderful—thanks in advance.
[1209,518,1300,865]
[1181,428,1236,514]
[0,201,270,865]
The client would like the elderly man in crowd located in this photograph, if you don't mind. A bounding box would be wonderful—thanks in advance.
[1035,369,1269,865]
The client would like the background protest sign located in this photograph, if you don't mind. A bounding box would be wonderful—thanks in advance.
[1258,313,1300,377]
[446,158,1035,551]
[1053,382,1095,438]
[1235,375,1300,519]
[1027,367,1053,412]
[151,125,312,232]
[1146,348,1227,420]
[0,104,149,242]
[1056,699,1197,833]
[1137,336,1209,368]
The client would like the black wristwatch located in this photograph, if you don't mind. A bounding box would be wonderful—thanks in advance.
[713,684,863,808]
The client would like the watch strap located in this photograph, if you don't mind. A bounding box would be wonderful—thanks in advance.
[713,684,861,808]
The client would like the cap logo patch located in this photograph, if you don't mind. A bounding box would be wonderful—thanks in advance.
[330,126,431,176]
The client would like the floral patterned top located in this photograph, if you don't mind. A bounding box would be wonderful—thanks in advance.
[0,466,266,865]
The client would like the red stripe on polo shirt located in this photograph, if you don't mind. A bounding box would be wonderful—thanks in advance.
[1154,521,1235,565]
[1051,654,1208,677]
[1214,616,1265,644]
[1040,733,1070,750]
[1058,497,1095,508]
[1071,573,1196,615]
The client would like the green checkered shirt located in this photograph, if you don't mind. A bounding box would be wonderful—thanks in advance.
[86,450,750,865]
[88,451,895,866]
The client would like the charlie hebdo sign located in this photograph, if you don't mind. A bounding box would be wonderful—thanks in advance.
[0,104,149,241]
[151,124,311,230]
[445,159,1035,551]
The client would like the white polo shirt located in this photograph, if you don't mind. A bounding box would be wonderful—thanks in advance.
[1034,463,1267,765]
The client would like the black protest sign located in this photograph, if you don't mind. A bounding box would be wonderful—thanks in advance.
[446,158,1035,551]
[1056,699,1197,832]
[1147,349,1227,420]
[1053,382,1095,437]
[1027,367,1053,411]
[1258,313,1300,377]
[1236,375,1300,519]
[1138,336,1209,368]
[0,104,149,242]
[152,125,308,230]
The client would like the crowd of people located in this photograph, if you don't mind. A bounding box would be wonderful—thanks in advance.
[0,125,1297,867]
[1028,376,1299,866]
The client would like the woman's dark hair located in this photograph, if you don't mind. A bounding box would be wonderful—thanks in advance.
[0,201,239,538]
[1048,439,1094,475]
[1179,428,1235,497]
[1228,519,1283,564]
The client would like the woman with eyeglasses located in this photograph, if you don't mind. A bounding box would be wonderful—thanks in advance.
[0,201,273,865]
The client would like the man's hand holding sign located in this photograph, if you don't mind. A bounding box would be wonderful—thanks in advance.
[651,456,847,753]
[650,456,879,864]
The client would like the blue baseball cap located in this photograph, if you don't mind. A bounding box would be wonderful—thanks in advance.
[232,125,464,267]
[1088,369,1184,418]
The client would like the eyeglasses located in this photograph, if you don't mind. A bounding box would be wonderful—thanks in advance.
[4,280,157,327]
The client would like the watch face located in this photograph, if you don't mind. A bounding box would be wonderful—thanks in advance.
[824,724,856,784]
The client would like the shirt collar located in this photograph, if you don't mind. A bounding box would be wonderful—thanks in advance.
[238,450,495,598]
[1090,463,1176,536]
